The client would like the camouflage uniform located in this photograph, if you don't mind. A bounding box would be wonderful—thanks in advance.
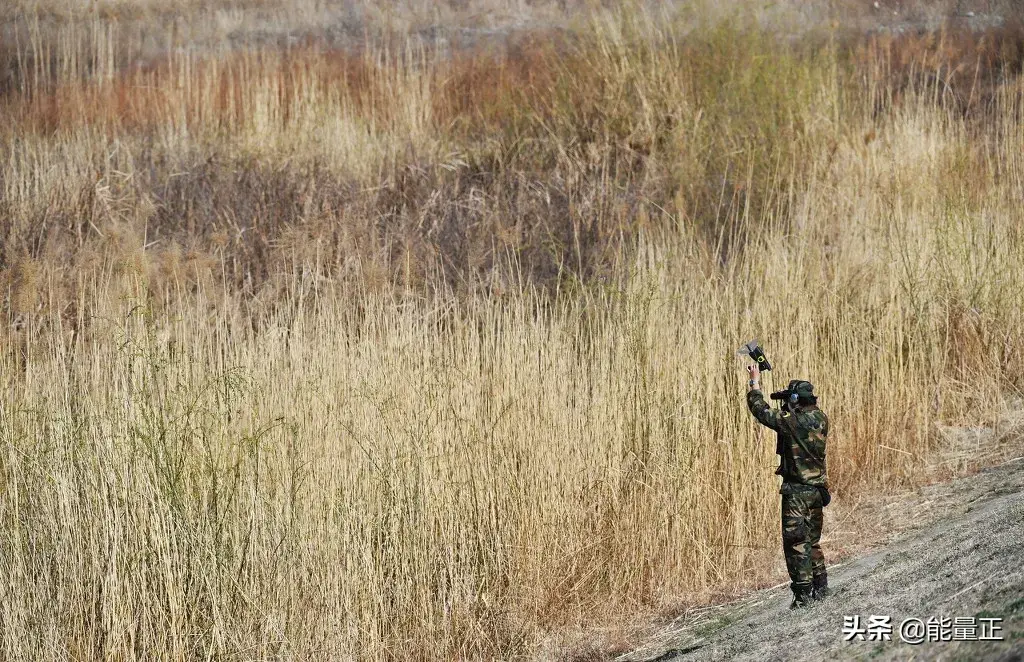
[747,381,830,606]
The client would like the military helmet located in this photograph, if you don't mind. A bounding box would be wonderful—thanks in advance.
[787,380,816,401]
[771,380,817,404]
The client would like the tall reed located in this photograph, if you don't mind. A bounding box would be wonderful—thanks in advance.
[2,5,1024,659]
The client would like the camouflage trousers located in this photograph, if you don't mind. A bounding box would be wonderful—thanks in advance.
[780,483,826,593]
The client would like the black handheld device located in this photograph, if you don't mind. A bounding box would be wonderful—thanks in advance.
[738,339,773,372]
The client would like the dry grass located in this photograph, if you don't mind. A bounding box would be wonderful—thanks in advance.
[2,2,1024,660]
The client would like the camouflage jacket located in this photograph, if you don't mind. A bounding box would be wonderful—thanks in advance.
[746,390,829,488]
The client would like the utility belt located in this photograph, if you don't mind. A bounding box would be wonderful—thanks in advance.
[779,482,819,495]
[780,481,832,507]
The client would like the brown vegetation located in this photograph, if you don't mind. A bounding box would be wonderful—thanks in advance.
[1,2,1024,660]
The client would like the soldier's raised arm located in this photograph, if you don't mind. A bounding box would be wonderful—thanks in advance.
[745,364,782,430]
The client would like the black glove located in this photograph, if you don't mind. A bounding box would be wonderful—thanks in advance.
[818,486,832,507]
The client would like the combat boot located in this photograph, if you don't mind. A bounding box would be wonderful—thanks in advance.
[790,585,813,609]
[812,575,830,601]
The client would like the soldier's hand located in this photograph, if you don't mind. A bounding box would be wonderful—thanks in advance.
[747,364,760,381]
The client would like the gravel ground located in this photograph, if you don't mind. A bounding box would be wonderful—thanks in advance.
[619,455,1024,662]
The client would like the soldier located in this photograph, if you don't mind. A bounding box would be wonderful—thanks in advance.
[745,364,832,609]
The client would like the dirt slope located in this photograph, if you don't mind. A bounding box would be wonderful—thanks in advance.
[619,457,1024,662]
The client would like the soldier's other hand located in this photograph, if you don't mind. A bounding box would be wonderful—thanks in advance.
[747,364,760,381]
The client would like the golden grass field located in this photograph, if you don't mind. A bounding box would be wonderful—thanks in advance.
[2,1,1024,659]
